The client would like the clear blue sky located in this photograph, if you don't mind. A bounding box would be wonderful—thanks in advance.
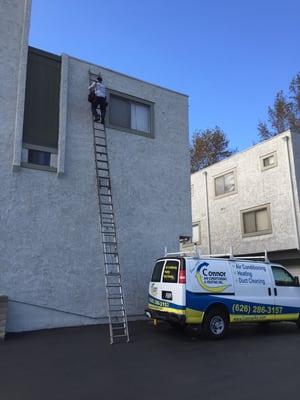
[29,0,300,151]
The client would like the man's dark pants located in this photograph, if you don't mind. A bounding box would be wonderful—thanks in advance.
[91,96,106,123]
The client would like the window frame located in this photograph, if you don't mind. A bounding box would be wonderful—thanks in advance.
[213,168,237,199]
[271,265,297,287]
[151,260,165,283]
[162,260,180,283]
[21,143,57,172]
[107,89,155,138]
[260,151,278,171]
[241,204,272,238]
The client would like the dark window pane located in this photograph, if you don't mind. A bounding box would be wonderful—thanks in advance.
[109,95,131,129]
[272,266,294,286]
[23,47,61,148]
[243,211,256,234]
[162,260,179,283]
[28,149,51,166]
[151,261,165,282]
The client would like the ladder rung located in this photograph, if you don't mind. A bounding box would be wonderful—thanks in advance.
[112,334,128,338]
[98,167,109,171]
[103,242,117,245]
[105,272,120,276]
[104,252,118,255]
[109,310,125,314]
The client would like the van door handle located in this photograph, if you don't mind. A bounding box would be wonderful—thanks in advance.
[274,288,277,296]
[268,288,271,296]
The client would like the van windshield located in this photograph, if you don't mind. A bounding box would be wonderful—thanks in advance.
[151,261,165,282]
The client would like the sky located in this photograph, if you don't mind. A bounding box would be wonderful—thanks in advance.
[29,0,300,151]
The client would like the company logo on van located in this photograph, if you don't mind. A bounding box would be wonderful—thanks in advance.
[195,262,231,293]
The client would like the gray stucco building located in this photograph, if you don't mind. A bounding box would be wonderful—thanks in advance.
[0,0,191,331]
[186,130,300,277]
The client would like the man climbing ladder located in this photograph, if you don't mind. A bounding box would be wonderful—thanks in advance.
[89,74,107,124]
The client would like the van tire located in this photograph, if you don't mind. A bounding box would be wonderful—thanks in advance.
[202,307,229,340]
[296,318,300,329]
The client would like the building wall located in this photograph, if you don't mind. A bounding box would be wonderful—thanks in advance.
[190,131,299,257]
[0,1,191,331]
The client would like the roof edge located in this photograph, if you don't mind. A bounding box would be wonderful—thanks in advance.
[65,54,189,98]
[192,129,293,177]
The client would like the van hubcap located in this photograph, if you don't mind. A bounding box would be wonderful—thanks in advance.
[210,316,225,335]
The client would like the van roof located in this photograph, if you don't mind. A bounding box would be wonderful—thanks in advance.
[158,256,274,264]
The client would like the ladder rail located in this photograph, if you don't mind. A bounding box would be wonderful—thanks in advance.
[90,72,129,344]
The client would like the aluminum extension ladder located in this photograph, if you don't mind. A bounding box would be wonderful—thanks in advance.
[89,72,130,344]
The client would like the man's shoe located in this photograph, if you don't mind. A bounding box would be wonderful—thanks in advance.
[101,119,105,125]
[94,117,100,122]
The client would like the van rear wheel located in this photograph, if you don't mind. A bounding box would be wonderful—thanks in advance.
[202,307,229,340]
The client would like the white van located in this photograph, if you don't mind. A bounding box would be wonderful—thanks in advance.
[145,254,300,339]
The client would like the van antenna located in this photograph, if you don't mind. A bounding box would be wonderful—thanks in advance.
[164,246,167,257]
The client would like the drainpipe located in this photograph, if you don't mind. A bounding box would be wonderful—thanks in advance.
[283,135,300,250]
[203,171,211,254]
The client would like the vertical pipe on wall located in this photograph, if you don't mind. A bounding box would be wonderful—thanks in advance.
[203,171,211,254]
[284,135,300,250]
[57,54,69,175]
[12,0,32,171]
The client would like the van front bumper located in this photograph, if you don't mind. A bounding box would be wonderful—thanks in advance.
[145,308,185,324]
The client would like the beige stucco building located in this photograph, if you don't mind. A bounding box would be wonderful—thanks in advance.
[185,130,300,277]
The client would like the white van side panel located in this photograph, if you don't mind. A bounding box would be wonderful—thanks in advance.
[269,264,300,320]
[185,259,300,324]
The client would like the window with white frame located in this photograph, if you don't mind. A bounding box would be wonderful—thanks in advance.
[109,92,153,137]
[192,223,201,244]
[214,170,236,197]
[241,204,272,237]
[261,152,277,171]
[21,47,61,172]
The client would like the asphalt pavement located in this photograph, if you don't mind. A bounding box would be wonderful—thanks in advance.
[1,320,300,400]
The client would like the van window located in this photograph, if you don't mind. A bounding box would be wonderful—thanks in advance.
[162,260,179,283]
[271,266,295,286]
[151,261,165,282]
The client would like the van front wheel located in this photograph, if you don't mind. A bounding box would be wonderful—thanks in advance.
[202,307,229,340]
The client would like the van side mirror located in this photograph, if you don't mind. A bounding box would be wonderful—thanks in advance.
[293,276,300,286]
